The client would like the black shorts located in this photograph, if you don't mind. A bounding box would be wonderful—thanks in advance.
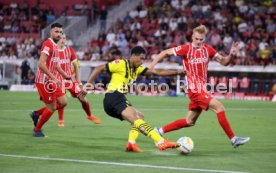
[103,91,132,121]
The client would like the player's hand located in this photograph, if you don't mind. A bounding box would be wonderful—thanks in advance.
[230,42,238,57]
[53,78,61,88]
[64,75,72,80]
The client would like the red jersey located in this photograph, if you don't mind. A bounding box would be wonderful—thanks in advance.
[58,46,77,78]
[35,38,63,84]
[173,43,217,91]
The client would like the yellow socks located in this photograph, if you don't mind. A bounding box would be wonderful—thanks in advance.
[128,126,139,143]
[133,119,163,143]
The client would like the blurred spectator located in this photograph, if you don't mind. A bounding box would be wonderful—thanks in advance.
[27,69,35,84]
[1,0,275,68]
[46,10,55,24]
[251,79,260,95]
[20,60,30,84]
[258,45,271,66]
[79,0,274,66]
[13,65,21,84]
[210,30,222,47]
[259,38,269,50]
[168,77,177,96]
[263,79,271,95]
[99,6,108,32]
[218,76,228,93]
[207,76,218,93]
[229,77,239,94]
[240,77,250,93]
[270,81,276,94]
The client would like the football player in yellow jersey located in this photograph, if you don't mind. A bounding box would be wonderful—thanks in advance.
[81,46,185,152]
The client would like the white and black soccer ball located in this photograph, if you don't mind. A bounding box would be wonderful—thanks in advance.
[177,136,194,154]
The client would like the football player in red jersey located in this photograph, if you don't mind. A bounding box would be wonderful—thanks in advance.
[56,33,101,126]
[30,23,71,137]
[149,25,250,148]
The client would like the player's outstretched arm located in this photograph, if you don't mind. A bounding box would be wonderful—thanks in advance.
[214,42,238,66]
[87,64,106,84]
[38,52,59,84]
[148,48,174,69]
[145,69,186,76]
[80,64,106,96]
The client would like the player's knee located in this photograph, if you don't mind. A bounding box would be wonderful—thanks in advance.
[59,102,67,108]
[49,107,56,112]
[47,105,56,112]
[136,112,144,119]
[216,105,225,113]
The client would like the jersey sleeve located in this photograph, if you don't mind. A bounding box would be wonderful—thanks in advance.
[106,59,124,73]
[136,66,148,75]
[207,45,218,59]
[172,45,189,57]
[69,47,77,62]
[40,40,53,56]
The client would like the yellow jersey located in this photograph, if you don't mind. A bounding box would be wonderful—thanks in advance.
[106,59,147,93]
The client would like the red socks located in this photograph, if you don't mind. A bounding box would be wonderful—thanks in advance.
[163,119,191,133]
[58,108,64,121]
[56,103,62,110]
[81,101,92,116]
[36,104,62,116]
[217,111,235,139]
[34,108,54,131]
[36,107,46,116]
[162,112,235,140]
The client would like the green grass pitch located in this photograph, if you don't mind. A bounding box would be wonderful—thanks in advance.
[0,91,276,173]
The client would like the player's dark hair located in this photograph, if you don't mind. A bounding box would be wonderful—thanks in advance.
[111,49,122,57]
[51,22,63,29]
[131,46,146,56]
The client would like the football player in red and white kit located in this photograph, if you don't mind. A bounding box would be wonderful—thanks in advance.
[149,25,250,148]
[30,23,71,137]
[56,33,101,126]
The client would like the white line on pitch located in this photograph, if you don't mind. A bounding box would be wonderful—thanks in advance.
[0,153,248,173]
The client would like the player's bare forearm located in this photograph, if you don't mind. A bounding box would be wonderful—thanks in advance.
[80,64,106,96]
[218,42,238,66]
[148,49,174,69]
[38,53,56,80]
[219,55,233,66]
[56,65,70,80]
[87,64,106,84]
[146,69,186,76]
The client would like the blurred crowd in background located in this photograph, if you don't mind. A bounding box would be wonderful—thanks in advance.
[0,0,275,95]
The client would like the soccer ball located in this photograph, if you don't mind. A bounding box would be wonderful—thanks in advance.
[177,136,194,154]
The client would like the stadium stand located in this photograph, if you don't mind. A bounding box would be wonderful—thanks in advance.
[0,0,275,100]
